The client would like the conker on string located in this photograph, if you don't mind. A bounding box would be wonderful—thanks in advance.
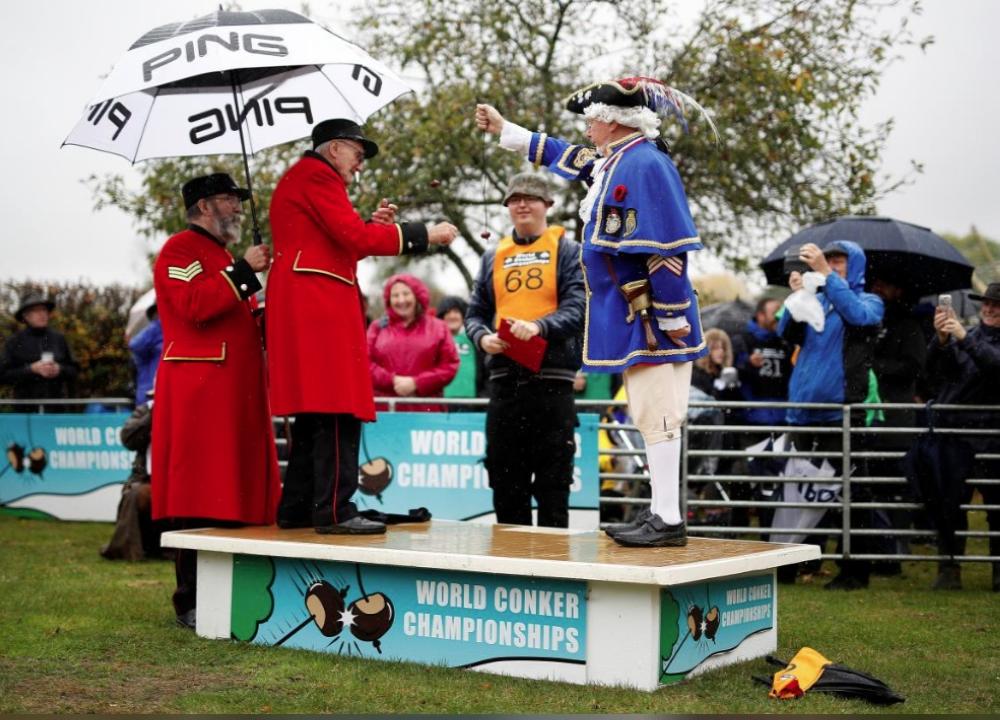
[480,231,491,239]
[305,581,347,637]
[429,179,441,188]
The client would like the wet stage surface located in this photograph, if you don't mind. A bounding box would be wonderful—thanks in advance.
[163,520,817,586]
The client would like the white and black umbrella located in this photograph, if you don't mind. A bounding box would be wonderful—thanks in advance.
[63,8,413,242]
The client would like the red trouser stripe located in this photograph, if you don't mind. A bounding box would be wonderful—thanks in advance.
[331,416,340,524]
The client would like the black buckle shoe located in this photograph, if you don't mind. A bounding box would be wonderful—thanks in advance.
[613,514,687,547]
[316,516,387,535]
[604,508,652,538]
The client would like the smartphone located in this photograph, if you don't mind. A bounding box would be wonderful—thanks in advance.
[938,294,952,308]
[783,245,809,275]
[40,352,55,363]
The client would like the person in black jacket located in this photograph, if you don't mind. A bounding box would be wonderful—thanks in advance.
[465,172,585,527]
[0,294,79,406]
[923,282,1000,591]
[868,277,927,574]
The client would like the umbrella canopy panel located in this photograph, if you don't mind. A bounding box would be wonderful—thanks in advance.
[64,63,410,162]
[90,9,385,101]
[760,216,974,296]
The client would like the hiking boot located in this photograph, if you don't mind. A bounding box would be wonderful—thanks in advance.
[603,508,652,539]
[613,514,687,548]
[932,563,962,590]
[823,574,868,591]
[316,516,386,535]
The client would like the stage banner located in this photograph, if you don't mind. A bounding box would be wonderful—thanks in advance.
[659,572,775,683]
[354,412,601,520]
[232,555,587,672]
[0,412,132,521]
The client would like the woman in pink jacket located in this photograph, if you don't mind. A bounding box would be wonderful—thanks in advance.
[367,273,460,411]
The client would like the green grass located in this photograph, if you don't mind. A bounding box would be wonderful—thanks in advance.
[0,515,996,714]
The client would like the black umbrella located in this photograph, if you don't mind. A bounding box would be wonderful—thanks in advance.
[760,216,974,296]
[699,299,754,337]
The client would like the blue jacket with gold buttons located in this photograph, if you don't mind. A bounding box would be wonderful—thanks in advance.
[527,130,706,371]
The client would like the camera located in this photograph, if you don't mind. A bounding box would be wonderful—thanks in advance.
[783,245,809,275]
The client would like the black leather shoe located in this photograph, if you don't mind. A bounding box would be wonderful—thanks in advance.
[175,609,196,630]
[276,517,312,529]
[613,514,687,547]
[604,508,652,538]
[316,516,386,535]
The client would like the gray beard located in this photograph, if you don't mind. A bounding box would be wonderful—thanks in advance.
[217,215,242,244]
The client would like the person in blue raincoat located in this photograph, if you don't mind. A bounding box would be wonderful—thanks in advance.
[778,240,883,589]
[476,77,710,547]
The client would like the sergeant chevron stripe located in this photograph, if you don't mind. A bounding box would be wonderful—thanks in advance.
[647,255,684,276]
[167,261,204,282]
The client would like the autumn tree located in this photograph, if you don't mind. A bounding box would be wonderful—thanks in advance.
[90,0,928,286]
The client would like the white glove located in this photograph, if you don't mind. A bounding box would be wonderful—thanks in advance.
[657,316,688,332]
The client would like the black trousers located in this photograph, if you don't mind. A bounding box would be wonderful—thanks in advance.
[941,457,1000,562]
[792,424,873,583]
[279,413,362,527]
[484,379,577,528]
[171,518,242,616]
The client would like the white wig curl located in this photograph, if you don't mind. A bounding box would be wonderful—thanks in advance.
[583,103,661,140]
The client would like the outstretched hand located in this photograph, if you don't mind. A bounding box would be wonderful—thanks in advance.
[428,222,458,247]
[475,104,504,135]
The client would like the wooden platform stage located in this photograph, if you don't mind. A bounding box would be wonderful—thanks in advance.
[162,520,819,691]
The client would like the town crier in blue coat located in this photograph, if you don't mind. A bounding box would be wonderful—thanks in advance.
[152,172,281,629]
[477,77,713,547]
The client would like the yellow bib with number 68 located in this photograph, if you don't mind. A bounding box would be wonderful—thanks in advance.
[492,226,563,324]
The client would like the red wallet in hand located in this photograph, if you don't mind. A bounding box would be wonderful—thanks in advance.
[497,318,548,373]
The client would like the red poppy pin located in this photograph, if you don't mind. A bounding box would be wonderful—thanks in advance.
[613,184,628,202]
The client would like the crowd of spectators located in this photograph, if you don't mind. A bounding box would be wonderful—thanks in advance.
[3,251,996,590]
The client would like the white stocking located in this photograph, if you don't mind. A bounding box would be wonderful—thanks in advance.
[646,437,682,525]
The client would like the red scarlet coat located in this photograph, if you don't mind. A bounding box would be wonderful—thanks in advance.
[367,273,460,411]
[266,152,428,420]
[151,226,280,524]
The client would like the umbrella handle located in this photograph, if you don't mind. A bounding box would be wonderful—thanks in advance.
[229,70,263,246]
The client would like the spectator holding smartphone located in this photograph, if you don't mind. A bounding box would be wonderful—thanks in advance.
[922,283,1000,591]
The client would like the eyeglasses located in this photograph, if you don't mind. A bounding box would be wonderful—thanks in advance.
[507,195,544,206]
[335,141,366,163]
[209,194,242,206]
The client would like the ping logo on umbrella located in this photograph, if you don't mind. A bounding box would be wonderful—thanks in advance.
[188,97,314,145]
[142,33,290,83]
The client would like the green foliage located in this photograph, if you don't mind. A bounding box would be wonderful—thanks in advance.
[941,225,1000,285]
[0,280,143,400]
[88,0,928,287]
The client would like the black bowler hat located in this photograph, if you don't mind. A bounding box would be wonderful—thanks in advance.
[969,282,1000,303]
[311,118,379,159]
[181,173,251,210]
[14,293,55,323]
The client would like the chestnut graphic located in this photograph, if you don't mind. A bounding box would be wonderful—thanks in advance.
[305,581,347,637]
[358,457,393,499]
[687,605,703,640]
[27,447,47,475]
[6,443,25,473]
[347,592,394,652]
[704,606,720,641]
